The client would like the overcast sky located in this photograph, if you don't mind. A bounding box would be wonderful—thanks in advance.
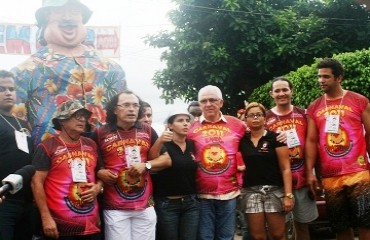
[0,0,188,133]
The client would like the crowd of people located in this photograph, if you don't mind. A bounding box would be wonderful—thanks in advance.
[0,0,369,240]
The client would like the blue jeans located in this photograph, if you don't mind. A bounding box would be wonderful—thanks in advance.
[155,194,200,240]
[197,198,237,240]
[0,199,34,240]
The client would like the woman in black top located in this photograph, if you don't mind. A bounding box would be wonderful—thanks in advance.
[153,110,199,240]
[239,102,293,240]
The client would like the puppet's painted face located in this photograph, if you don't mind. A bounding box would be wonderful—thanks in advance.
[43,3,87,48]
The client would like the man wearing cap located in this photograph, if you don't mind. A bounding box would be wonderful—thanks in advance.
[32,99,104,239]
[11,0,126,145]
[0,70,34,240]
[187,85,246,240]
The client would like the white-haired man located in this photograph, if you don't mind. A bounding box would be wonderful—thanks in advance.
[188,85,246,240]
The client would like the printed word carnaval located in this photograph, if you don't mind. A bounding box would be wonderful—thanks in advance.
[56,150,94,164]
[105,138,150,152]
[317,104,353,117]
[269,119,304,131]
[193,125,231,137]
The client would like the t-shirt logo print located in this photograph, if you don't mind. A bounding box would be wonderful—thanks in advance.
[259,141,269,153]
[114,169,146,200]
[325,128,352,157]
[289,146,304,171]
[201,144,230,174]
[65,183,94,214]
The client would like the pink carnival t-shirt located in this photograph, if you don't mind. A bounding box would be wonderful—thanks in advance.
[307,91,369,178]
[266,107,307,189]
[34,137,100,236]
[96,124,154,210]
[188,115,246,195]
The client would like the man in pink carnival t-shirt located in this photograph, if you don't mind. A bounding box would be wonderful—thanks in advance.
[188,85,246,240]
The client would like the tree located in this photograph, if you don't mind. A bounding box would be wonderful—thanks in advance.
[248,49,370,109]
[146,0,370,114]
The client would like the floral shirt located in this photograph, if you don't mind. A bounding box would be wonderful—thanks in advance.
[11,46,126,144]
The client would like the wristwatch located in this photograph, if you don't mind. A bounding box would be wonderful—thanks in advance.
[145,162,152,170]
[285,193,294,199]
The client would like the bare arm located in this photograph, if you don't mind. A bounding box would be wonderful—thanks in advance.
[127,153,172,177]
[276,146,294,213]
[32,170,59,239]
[305,116,320,195]
[97,169,118,186]
[362,103,370,155]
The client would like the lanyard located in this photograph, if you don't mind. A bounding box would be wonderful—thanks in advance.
[0,113,22,131]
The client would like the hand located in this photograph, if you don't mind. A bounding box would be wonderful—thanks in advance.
[0,196,4,204]
[276,131,287,144]
[127,163,146,177]
[42,215,59,239]
[79,182,99,204]
[237,165,246,171]
[307,172,321,197]
[97,169,118,185]
[283,197,294,213]
[159,127,173,143]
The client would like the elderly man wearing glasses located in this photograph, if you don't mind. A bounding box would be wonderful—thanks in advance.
[187,85,246,240]
[32,99,104,239]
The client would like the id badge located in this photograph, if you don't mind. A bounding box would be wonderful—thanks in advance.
[125,146,141,167]
[325,115,340,133]
[71,159,87,182]
[15,130,29,154]
[286,128,301,148]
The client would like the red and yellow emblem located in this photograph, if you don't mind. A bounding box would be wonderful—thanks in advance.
[200,144,230,174]
[115,169,146,200]
[324,128,352,157]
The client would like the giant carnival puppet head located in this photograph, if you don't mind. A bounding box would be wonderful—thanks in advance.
[36,0,92,47]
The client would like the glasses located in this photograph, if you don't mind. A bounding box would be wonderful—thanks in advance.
[246,113,264,119]
[0,86,15,92]
[116,103,141,109]
[199,98,220,104]
[72,112,89,120]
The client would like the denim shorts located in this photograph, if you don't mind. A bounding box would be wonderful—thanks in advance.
[243,185,284,213]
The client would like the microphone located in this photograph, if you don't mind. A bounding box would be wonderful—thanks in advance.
[0,165,36,197]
